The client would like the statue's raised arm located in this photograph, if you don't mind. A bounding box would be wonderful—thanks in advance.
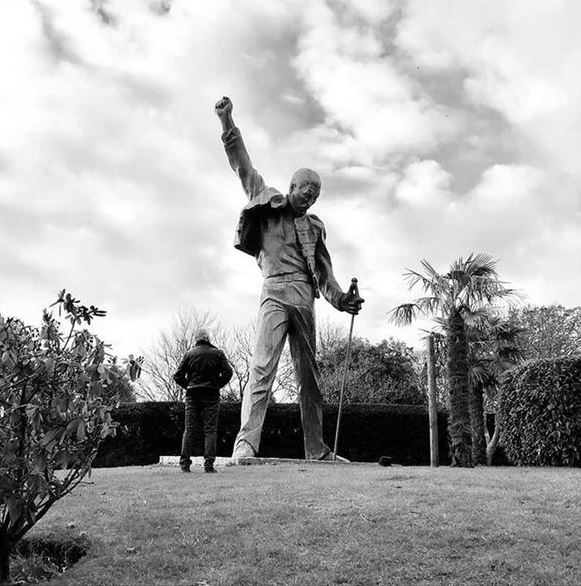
[214,96,234,132]
[215,96,266,200]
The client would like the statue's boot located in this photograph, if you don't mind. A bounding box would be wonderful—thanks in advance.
[229,440,255,465]
[319,451,350,463]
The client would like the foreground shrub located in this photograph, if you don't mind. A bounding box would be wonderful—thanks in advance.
[500,357,581,466]
[0,292,123,583]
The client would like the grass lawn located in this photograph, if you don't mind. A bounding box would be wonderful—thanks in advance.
[25,464,581,585]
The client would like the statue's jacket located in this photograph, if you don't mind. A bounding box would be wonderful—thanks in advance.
[222,127,344,310]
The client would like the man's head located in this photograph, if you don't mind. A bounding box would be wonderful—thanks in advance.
[288,168,321,216]
[194,329,210,343]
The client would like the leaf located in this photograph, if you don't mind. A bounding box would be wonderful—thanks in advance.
[100,421,117,439]
[45,356,56,376]
[6,497,24,526]
[89,381,102,397]
[2,351,13,367]
[58,395,69,415]
[25,404,38,420]
[76,420,86,442]
[42,427,61,447]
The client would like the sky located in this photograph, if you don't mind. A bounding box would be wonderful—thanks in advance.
[1,0,581,358]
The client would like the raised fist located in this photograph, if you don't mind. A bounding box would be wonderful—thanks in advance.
[215,96,233,117]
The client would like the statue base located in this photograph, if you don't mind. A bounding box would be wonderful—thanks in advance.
[158,455,351,467]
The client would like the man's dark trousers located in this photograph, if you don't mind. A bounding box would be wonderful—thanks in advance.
[180,393,220,471]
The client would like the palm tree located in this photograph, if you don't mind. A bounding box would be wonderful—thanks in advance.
[390,253,516,467]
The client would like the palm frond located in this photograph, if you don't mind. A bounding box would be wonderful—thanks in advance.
[403,269,436,293]
[463,307,492,329]
[468,363,495,387]
[414,296,441,316]
[463,252,498,277]
[419,325,446,341]
[432,316,448,332]
[419,259,446,284]
[388,303,421,326]
[446,269,471,289]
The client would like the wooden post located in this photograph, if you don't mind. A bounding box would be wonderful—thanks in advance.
[427,333,439,467]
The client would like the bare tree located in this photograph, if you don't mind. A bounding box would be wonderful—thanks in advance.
[135,307,218,402]
[224,322,255,401]
[226,321,296,402]
[317,319,347,358]
[136,307,296,403]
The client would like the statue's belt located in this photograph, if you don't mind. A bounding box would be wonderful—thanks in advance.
[264,273,311,284]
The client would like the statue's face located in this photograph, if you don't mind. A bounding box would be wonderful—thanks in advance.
[289,169,321,216]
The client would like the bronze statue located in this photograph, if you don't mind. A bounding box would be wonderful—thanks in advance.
[215,96,363,462]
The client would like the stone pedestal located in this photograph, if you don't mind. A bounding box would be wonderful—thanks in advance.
[158,455,350,467]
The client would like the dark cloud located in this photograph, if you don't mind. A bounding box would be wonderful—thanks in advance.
[149,1,172,17]
[31,1,84,65]
[90,0,117,27]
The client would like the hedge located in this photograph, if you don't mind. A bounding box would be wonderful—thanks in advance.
[500,357,581,466]
[93,402,451,467]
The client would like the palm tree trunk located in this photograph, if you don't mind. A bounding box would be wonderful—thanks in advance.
[447,308,473,467]
[469,380,487,465]
[486,411,502,466]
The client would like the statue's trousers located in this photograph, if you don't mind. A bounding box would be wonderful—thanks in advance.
[233,277,330,459]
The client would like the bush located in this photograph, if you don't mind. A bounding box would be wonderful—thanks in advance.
[0,292,122,582]
[318,337,425,405]
[95,402,451,466]
[500,357,581,466]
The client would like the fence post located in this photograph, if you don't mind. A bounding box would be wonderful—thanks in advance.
[427,333,439,467]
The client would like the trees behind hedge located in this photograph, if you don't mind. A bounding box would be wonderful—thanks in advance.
[500,357,581,466]
[508,304,581,360]
[317,336,424,405]
[0,292,124,583]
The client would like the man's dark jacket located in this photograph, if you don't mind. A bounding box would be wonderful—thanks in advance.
[173,341,233,398]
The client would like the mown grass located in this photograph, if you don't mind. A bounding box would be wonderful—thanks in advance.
[23,464,581,585]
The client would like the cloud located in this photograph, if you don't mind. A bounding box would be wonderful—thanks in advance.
[397,0,581,178]
[1,0,580,358]
[292,3,459,167]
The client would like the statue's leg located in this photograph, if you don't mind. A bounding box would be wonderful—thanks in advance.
[288,302,330,460]
[233,294,288,456]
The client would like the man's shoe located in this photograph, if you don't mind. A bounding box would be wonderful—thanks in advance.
[180,466,191,473]
[204,467,219,473]
[319,452,350,463]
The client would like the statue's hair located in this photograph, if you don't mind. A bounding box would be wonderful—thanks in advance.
[289,168,320,191]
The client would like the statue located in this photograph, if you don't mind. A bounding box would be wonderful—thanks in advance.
[215,96,364,462]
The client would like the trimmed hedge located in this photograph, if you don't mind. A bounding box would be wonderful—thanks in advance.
[93,402,451,467]
[500,357,581,466]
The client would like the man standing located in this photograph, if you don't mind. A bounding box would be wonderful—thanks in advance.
[215,96,364,463]
[173,329,233,473]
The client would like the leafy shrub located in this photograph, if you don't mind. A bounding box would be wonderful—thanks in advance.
[318,337,425,405]
[500,357,581,466]
[0,292,123,582]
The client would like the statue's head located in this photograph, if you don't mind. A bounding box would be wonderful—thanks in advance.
[288,168,321,216]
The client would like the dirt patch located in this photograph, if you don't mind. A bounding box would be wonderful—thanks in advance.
[11,532,89,584]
